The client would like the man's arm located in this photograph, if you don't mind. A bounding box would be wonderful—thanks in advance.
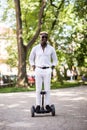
[51,48,58,67]
[29,48,36,70]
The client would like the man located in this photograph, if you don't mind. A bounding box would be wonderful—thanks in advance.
[29,31,58,112]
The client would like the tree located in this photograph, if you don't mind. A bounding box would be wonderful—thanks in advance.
[73,0,87,67]
[14,0,46,87]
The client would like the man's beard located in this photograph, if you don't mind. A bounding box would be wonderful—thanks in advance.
[41,42,47,47]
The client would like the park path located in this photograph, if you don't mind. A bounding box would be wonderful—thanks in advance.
[0,85,87,130]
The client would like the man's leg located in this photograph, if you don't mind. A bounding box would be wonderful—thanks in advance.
[43,69,51,106]
[35,69,42,106]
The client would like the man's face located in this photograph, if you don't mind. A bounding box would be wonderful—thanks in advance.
[40,34,48,46]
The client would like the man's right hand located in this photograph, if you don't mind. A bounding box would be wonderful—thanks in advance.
[32,65,36,71]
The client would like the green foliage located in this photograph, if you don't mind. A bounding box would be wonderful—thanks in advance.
[6,39,18,68]
[72,0,87,67]
[74,0,87,19]
[20,0,40,44]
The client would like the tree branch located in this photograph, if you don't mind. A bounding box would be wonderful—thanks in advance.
[51,0,65,30]
[27,0,46,51]
[50,0,57,8]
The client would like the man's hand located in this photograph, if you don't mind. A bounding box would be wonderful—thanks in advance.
[32,65,36,71]
[51,66,55,78]
[51,66,55,70]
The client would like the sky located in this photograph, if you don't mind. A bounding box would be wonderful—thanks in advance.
[0,0,8,27]
[0,0,7,18]
[0,0,15,28]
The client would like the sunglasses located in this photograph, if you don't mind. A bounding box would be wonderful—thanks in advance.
[42,36,48,39]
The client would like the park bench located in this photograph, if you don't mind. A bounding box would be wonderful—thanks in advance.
[0,82,15,88]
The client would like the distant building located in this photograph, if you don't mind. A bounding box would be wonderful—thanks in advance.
[0,25,17,75]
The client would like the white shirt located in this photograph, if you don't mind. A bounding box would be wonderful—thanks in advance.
[29,44,58,67]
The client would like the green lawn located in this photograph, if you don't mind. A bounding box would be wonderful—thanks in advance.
[0,80,81,93]
[51,80,81,89]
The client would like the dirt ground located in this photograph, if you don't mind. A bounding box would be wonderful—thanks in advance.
[0,85,87,130]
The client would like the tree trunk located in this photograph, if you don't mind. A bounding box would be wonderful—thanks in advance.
[17,44,28,87]
[14,0,28,87]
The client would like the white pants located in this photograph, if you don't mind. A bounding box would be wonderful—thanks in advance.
[35,67,52,106]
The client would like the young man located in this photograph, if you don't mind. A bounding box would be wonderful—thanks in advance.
[29,31,58,112]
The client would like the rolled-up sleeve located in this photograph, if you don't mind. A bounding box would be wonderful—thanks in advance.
[29,48,36,66]
[51,48,58,66]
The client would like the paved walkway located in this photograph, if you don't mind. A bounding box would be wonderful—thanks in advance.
[0,85,87,130]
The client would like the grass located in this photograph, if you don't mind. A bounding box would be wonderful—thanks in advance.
[0,80,81,93]
[0,86,35,93]
[51,80,81,89]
